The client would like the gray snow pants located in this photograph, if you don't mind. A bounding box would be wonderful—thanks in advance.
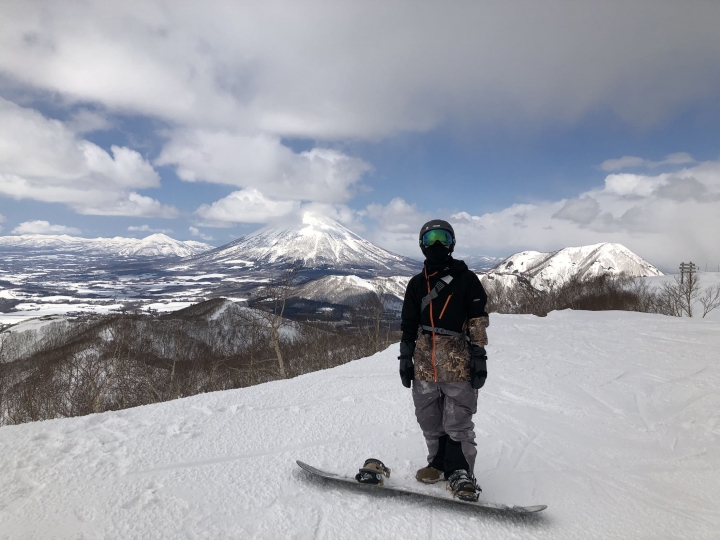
[412,380,478,475]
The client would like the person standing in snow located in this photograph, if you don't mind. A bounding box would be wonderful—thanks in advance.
[398,219,489,502]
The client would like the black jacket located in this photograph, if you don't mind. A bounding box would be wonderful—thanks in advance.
[401,258,488,342]
[400,258,489,383]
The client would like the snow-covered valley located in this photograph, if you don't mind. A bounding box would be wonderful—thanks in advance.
[1,310,718,539]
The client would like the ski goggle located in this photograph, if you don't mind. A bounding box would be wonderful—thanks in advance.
[420,229,455,247]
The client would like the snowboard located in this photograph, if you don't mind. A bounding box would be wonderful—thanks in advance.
[296,460,547,514]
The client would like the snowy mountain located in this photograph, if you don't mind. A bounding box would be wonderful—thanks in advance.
[0,233,212,258]
[457,254,505,272]
[178,212,421,277]
[2,310,718,539]
[1,224,667,324]
[485,242,663,290]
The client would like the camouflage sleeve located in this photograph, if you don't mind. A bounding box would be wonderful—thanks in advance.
[468,316,489,346]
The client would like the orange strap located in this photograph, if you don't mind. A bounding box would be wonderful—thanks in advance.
[439,294,452,320]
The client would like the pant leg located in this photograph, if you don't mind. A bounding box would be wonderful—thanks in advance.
[411,380,446,466]
[439,382,478,474]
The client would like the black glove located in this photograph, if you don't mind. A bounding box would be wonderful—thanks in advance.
[398,340,416,388]
[469,345,487,389]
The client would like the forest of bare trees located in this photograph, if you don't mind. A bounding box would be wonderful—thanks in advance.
[484,273,720,318]
[0,294,400,427]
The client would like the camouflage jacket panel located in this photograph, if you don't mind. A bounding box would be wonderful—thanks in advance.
[413,316,489,382]
[467,315,489,347]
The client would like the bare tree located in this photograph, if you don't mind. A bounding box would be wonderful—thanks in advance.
[699,283,720,318]
[252,264,301,379]
[680,270,701,317]
[656,273,701,317]
[351,282,393,355]
[0,329,8,364]
[0,331,7,422]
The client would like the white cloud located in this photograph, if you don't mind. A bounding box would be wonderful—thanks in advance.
[189,226,214,241]
[1,2,719,139]
[366,197,431,234]
[552,197,601,225]
[157,130,371,204]
[195,188,299,225]
[653,177,717,203]
[297,203,361,229]
[367,160,720,270]
[600,152,695,171]
[361,198,433,256]
[67,108,113,134]
[12,220,81,235]
[0,97,177,218]
[128,224,174,234]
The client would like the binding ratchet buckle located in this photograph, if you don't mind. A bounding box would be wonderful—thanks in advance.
[355,458,391,486]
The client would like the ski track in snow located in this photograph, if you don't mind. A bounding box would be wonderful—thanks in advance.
[1,310,719,539]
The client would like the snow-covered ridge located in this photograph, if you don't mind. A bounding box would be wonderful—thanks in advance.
[0,233,212,258]
[486,242,663,290]
[184,212,421,276]
[295,274,410,307]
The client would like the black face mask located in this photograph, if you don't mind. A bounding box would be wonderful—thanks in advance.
[423,243,451,265]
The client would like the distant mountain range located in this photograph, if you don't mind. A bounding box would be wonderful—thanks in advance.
[0,233,212,258]
[455,254,505,272]
[0,213,664,323]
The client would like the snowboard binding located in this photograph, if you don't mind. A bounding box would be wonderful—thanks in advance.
[355,458,391,486]
[447,469,481,502]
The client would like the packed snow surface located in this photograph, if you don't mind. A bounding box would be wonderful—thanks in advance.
[1,310,719,539]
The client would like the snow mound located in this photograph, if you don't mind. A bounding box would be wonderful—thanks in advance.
[1,310,719,539]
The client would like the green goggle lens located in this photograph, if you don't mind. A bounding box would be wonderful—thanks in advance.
[421,229,454,246]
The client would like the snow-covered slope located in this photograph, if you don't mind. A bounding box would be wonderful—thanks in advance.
[294,274,410,307]
[1,310,718,539]
[488,243,662,289]
[182,212,421,276]
[0,233,212,258]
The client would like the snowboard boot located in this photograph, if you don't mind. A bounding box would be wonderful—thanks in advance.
[447,469,481,502]
[355,458,391,486]
[415,465,444,484]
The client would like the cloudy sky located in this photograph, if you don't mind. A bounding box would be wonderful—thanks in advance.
[1,1,719,270]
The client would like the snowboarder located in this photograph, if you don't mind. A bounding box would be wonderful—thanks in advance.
[399,219,489,502]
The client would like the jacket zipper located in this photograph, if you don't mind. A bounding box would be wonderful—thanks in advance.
[424,267,439,382]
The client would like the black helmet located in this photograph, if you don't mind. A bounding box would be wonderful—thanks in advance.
[419,219,456,254]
